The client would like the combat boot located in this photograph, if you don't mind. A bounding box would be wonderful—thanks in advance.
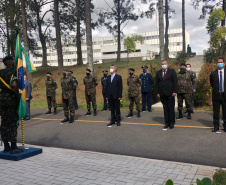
[69,116,74,123]
[176,111,183,120]
[61,116,69,123]
[94,109,97,116]
[45,108,51,114]
[11,142,23,154]
[137,110,141,118]
[3,141,11,153]
[53,108,57,115]
[126,111,133,117]
[85,109,91,116]
[187,111,192,120]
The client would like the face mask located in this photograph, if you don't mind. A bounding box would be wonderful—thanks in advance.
[47,76,50,79]
[143,69,146,73]
[63,73,66,77]
[129,72,133,76]
[186,68,190,71]
[104,74,107,77]
[217,63,224,69]
[86,73,90,76]
[162,64,167,70]
[180,68,186,74]
[110,68,114,73]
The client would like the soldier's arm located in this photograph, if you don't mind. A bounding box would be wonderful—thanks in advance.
[149,74,154,84]
[94,77,98,86]
[137,76,142,87]
[53,80,57,89]
[71,77,77,90]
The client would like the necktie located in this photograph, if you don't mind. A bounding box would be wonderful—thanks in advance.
[163,70,166,80]
[220,71,223,92]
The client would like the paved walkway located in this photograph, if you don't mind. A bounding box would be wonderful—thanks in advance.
[0,145,220,185]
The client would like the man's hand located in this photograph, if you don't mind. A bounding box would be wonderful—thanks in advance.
[118,98,122,100]
[193,89,196,93]
[26,98,29,101]
[157,94,160,98]
[106,98,108,100]
[172,93,177,97]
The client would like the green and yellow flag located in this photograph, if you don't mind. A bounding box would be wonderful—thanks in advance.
[13,33,37,124]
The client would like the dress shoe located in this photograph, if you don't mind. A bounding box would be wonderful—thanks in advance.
[212,127,219,132]
[117,122,121,126]
[107,122,115,126]
[101,109,106,111]
[148,110,152,112]
[61,117,69,123]
[164,125,169,129]
[170,125,174,129]
[25,117,30,120]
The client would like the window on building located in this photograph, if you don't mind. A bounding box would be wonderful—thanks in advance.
[103,40,114,44]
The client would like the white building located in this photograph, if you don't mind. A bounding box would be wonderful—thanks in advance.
[33,28,190,67]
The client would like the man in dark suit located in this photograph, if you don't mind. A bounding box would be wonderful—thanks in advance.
[139,66,154,112]
[24,74,32,120]
[210,57,226,132]
[156,60,178,129]
[105,64,122,126]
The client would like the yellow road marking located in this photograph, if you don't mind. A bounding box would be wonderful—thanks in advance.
[32,118,212,129]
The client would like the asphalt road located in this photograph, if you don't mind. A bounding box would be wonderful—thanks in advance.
[17,108,226,168]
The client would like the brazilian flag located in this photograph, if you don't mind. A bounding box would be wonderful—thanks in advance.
[13,33,37,124]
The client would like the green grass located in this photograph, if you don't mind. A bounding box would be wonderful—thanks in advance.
[30,59,178,109]
[213,170,226,185]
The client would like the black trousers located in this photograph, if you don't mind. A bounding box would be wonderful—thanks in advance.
[160,95,175,126]
[213,94,226,128]
[108,97,121,123]
[102,93,109,110]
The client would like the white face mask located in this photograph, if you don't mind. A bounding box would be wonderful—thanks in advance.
[186,68,190,71]
[110,68,114,73]
[162,64,167,70]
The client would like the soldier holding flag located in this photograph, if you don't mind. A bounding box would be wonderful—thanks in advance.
[0,56,23,153]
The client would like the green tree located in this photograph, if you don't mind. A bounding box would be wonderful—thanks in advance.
[124,35,144,68]
[98,0,139,62]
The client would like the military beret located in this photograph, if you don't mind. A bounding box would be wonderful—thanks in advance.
[86,68,91,72]
[70,71,73,74]
[129,68,135,71]
[102,70,108,73]
[47,72,52,75]
[63,68,70,72]
[3,56,14,63]
[142,65,148,69]
[180,63,186,67]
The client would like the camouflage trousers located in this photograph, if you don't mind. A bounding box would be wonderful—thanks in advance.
[177,93,192,111]
[47,95,57,109]
[86,94,97,110]
[0,99,19,142]
[63,97,75,117]
[129,96,140,111]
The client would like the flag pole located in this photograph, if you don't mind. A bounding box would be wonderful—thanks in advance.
[21,118,25,150]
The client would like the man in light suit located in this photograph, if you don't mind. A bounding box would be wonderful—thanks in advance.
[24,75,32,120]
[210,57,226,132]
[156,60,178,129]
[105,64,123,126]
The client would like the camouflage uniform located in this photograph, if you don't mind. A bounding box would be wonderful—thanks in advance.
[127,75,142,111]
[61,75,77,117]
[177,71,196,112]
[46,78,57,109]
[83,75,98,110]
[0,67,19,143]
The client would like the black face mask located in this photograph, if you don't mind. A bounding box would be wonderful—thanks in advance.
[143,69,146,73]
[179,68,186,74]
[86,73,90,76]
[129,72,133,76]
[104,74,107,77]
[63,73,66,77]
[47,76,50,80]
